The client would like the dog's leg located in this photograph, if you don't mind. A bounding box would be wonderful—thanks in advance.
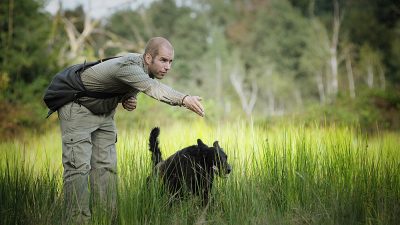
[194,200,210,225]
[201,174,214,206]
[201,189,209,206]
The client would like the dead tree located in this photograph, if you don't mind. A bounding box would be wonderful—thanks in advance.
[316,71,326,104]
[328,0,342,99]
[344,44,356,99]
[61,11,98,63]
[229,66,258,118]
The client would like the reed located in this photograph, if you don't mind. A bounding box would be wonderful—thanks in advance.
[1,121,399,224]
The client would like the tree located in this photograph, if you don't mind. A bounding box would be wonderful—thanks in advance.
[60,5,99,63]
[0,0,60,98]
[358,44,385,89]
[229,58,258,118]
[104,9,150,56]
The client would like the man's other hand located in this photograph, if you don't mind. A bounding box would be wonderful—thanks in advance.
[183,96,205,117]
[122,97,137,111]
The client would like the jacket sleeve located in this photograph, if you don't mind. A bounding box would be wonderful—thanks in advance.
[116,64,187,106]
[119,90,139,103]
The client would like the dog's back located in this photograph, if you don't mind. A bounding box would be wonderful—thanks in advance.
[149,127,162,167]
[148,127,231,205]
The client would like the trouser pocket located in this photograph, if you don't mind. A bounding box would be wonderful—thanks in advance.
[62,133,92,179]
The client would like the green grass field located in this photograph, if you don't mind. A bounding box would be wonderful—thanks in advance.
[1,120,399,225]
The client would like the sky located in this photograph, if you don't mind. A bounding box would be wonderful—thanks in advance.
[44,0,155,19]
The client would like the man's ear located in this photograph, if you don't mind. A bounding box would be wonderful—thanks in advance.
[144,53,152,65]
[197,139,208,149]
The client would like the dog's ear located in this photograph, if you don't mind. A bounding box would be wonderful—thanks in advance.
[213,141,220,149]
[197,139,208,149]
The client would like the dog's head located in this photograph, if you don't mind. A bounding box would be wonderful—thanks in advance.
[197,139,232,177]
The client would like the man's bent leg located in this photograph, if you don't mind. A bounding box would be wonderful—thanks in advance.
[59,103,97,225]
[90,112,118,223]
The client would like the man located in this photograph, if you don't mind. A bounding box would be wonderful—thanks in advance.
[58,37,204,224]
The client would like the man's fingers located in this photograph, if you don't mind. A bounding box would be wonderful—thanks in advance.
[126,98,137,104]
[123,97,137,111]
[194,105,204,116]
[182,95,205,117]
[192,105,203,116]
[194,97,204,114]
[196,102,204,113]
[192,98,205,116]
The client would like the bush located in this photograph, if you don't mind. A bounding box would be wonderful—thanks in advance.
[294,88,400,131]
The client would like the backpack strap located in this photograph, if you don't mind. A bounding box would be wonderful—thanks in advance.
[74,90,124,100]
[75,55,125,100]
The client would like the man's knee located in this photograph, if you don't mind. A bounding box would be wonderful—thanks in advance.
[91,133,117,170]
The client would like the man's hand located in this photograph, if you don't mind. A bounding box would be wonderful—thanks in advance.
[183,95,205,117]
[122,97,137,111]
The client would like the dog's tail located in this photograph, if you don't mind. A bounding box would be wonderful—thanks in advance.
[149,127,162,166]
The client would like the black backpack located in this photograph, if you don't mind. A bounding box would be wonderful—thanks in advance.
[43,57,123,117]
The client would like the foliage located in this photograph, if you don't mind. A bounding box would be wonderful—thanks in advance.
[0,0,400,140]
[0,0,63,140]
[293,89,400,131]
[0,0,60,86]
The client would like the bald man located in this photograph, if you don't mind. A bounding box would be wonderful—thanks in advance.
[58,37,204,224]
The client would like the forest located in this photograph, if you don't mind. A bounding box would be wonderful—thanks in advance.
[0,1,400,224]
[0,0,399,139]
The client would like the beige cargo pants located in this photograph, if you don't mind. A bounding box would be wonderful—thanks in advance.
[58,102,118,224]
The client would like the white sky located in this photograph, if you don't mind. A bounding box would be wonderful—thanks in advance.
[44,0,155,19]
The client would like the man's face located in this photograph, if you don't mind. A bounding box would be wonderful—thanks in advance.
[146,46,174,79]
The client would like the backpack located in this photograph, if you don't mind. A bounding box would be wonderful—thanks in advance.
[43,57,122,118]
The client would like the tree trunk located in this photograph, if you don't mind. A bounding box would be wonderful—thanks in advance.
[345,54,356,99]
[329,0,341,99]
[378,66,386,90]
[62,9,98,62]
[7,0,14,49]
[316,71,326,104]
[229,68,258,118]
[294,89,303,109]
[267,90,275,115]
[367,65,374,88]
[215,55,223,118]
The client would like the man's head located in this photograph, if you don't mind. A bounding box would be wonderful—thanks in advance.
[144,37,174,79]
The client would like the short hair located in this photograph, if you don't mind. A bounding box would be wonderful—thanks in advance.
[144,37,173,57]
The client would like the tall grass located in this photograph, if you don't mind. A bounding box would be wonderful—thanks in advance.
[1,121,399,224]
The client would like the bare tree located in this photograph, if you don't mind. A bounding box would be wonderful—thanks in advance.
[215,55,224,118]
[328,0,342,99]
[62,14,98,59]
[229,66,258,118]
[316,71,326,104]
[56,2,99,64]
[94,30,142,56]
[344,44,356,99]
[57,1,145,63]
[309,0,331,104]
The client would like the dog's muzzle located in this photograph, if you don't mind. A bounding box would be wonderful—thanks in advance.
[213,164,232,178]
[226,164,232,174]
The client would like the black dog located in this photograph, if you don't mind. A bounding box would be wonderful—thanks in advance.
[148,127,231,205]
